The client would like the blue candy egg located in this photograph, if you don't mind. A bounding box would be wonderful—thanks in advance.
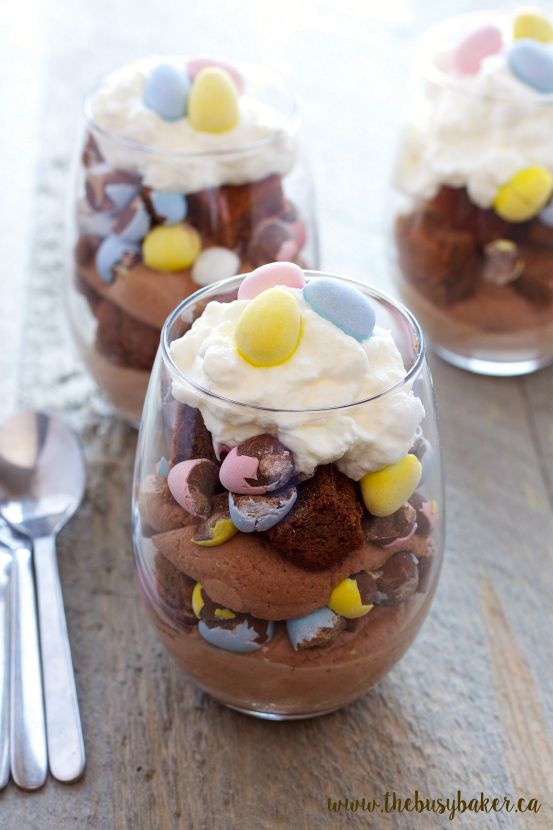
[104,182,138,212]
[303,278,376,341]
[507,39,553,93]
[286,607,342,651]
[155,456,170,478]
[115,201,151,242]
[95,235,139,283]
[143,64,189,121]
[150,191,187,225]
[198,619,274,653]
[228,487,297,533]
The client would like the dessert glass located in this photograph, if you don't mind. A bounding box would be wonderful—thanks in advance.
[67,58,318,425]
[392,11,553,376]
[132,271,444,719]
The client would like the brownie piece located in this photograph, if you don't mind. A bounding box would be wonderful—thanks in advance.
[187,174,285,249]
[395,210,479,306]
[513,245,553,306]
[95,298,160,370]
[426,186,478,233]
[171,403,219,466]
[265,464,364,570]
[154,553,196,627]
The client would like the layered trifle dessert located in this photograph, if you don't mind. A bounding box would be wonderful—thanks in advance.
[69,58,315,423]
[394,10,553,374]
[132,264,443,717]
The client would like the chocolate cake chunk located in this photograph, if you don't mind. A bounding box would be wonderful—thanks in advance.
[426,186,477,232]
[395,210,479,306]
[512,245,553,306]
[171,404,218,466]
[265,464,364,570]
[154,553,196,627]
[187,175,285,249]
[95,299,160,370]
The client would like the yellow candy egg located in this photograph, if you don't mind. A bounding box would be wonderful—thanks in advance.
[514,12,553,43]
[235,286,302,367]
[188,67,240,133]
[328,576,373,619]
[214,607,236,619]
[143,224,201,271]
[192,517,238,547]
[493,167,553,223]
[192,582,204,618]
[360,454,422,518]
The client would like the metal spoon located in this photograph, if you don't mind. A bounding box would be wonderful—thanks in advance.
[0,530,12,789]
[0,411,86,783]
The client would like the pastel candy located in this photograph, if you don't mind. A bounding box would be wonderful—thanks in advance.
[85,163,138,212]
[188,67,240,133]
[143,63,189,121]
[191,246,241,286]
[192,582,204,618]
[219,434,294,495]
[493,167,553,222]
[507,39,553,93]
[150,191,187,225]
[229,486,297,532]
[187,57,245,94]
[198,617,274,653]
[235,286,302,366]
[155,456,170,478]
[112,196,151,242]
[482,239,524,286]
[453,25,502,75]
[286,607,344,651]
[167,458,219,517]
[327,572,376,619]
[373,552,419,606]
[95,235,139,283]
[514,12,553,43]
[143,223,201,270]
[237,262,305,300]
[303,278,375,341]
[360,454,422,518]
[192,493,238,546]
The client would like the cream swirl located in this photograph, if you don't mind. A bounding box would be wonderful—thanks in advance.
[89,59,297,193]
[168,291,424,479]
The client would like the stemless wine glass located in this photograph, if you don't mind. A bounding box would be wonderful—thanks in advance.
[391,11,553,376]
[66,57,319,425]
[131,272,444,719]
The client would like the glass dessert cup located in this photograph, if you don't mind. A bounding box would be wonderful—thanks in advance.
[392,11,553,376]
[66,57,318,425]
[132,269,444,719]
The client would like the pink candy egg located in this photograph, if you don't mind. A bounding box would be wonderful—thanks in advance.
[167,458,219,516]
[219,448,268,495]
[238,261,305,301]
[454,25,503,75]
[187,57,245,94]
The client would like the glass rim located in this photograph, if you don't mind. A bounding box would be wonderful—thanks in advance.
[83,56,300,159]
[160,270,426,414]
[416,10,553,106]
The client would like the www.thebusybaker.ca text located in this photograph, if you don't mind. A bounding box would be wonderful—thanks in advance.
[327,791,541,821]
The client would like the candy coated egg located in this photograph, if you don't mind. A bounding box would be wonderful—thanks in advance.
[327,574,374,619]
[219,448,267,494]
[187,57,245,94]
[238,262,305,300]
[235,286,302,367]
[493,166,553,222]
[150,191,187,225]
[113,197,151,242]
[143,63,189,121]
[453,25,502,75]
[104,182,139,212]
[167,458,219,517]
[192,517,238,546]
[507,39,553,93]
[198,618,274,653]
[188,67,240,133]
[95,235,139,283]
[192,583,204,618]
[191,246,241,286]
[360,454,422,518]
[286,607,343,651]
[303,278,375,341]
[143,223,201,270]
[229,487,297,532]
[514,12,553,43]
[155,456,170,478]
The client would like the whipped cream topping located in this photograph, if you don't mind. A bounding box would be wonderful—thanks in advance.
[89,60,297,193]
[168,290,424,479]
[395,39,553,208]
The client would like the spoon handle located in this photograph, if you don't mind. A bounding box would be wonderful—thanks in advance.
[0,551,11,789]
[34,535,85,783]
[11,544,47,790]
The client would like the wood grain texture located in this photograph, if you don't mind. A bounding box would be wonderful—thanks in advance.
[1,0,552,827]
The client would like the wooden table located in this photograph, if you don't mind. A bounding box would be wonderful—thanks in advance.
[1,0,552,827]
